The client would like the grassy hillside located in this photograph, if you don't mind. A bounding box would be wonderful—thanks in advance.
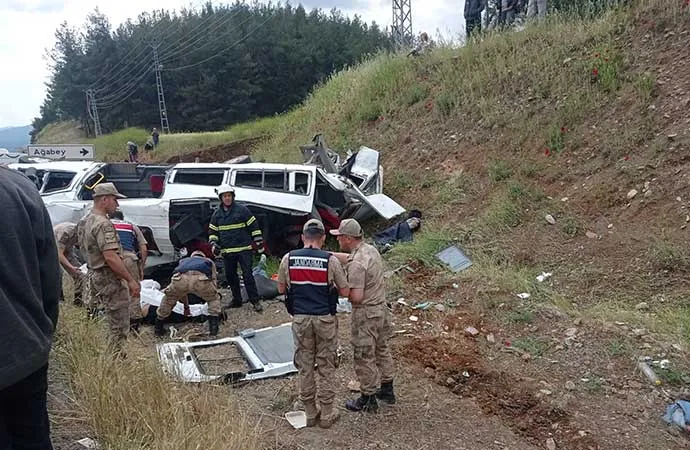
[47,1,690,448]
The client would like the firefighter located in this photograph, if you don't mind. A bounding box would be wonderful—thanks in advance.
[209,184,264,312]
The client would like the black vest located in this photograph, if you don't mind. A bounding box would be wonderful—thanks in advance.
[288,247,336,315]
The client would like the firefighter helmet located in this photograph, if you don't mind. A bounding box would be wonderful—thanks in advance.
[215,184,235,199]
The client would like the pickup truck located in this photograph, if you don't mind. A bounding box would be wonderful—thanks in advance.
[8,146,405,272]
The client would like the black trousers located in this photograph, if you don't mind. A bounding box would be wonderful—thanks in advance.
[223,251,258,303]
[0,364,53,450]
[465,15,482,37]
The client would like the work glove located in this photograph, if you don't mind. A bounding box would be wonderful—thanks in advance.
[211,243,221,257]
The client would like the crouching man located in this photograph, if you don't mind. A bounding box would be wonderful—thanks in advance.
[278,219,349,428]
[155,250,222,337]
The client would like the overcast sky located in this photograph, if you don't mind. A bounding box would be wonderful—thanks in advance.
[0,0,466,127]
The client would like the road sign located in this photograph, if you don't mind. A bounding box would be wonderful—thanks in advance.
[25,144,95,160]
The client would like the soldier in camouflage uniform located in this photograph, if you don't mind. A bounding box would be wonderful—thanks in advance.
[278,219,349,428]
[53,222,84,306]
[331,219,396,413]
[155,250,222,337]
[78,183,140,351]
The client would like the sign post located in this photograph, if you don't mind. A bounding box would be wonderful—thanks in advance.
[25,144,95,161]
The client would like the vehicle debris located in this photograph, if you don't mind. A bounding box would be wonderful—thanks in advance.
[285,411,307,429]
[157,322,297,383]
[435,245,472,273]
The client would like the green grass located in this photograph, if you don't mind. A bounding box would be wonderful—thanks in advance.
[37,116,281,162]
[512,336,548,356]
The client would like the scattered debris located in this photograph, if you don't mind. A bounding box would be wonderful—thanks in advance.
[565,328,578,337]
[545,214,557,225]
[546,437,557,450]
[157,323,297,383]
[452,283,459,289]
[285,411,307,429]
[76,438,99,449]
[636,302,650,311]
[434,304,446,312]
[464,326,480,336]
[638,360,662,386]
[413,301,433,310]
[565,381,576,391]
[396,298,408,306]
[435,245,472,272]
[517,293,531,299]
[409,315,419,322]
[627,189,638,199]
[585,231,598,239]
[486,333,496,344]
[536,272,552,282]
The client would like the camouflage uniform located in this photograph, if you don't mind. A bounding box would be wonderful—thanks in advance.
[78,213,130,346]
[278,251,348,426]
[346,242,394,396]
[53,222,84,304]
[157,265,221,319]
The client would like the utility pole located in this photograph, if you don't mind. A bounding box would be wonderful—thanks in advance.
[85,89,102,137]
[152,42,170,134]
[392,0,413,49]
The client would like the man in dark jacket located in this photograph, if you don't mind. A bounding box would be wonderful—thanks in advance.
[464,0,487,37]
[209,184,264,312]
[0,167,61,449]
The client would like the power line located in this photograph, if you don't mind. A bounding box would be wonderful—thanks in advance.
[162,15,272,72]
[158,7,247,64]
[95,61,152,105]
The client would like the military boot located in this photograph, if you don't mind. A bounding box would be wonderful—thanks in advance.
[345,394,378,413]
[375,380,396,404]
[250,299,263,312]
[304,401,320,427]
[129,318,141,333]
[318,403,340,429]
[154,318,166,337]
[208,316,220,336]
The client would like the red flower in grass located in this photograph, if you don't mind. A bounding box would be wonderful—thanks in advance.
[592,67,599,76]
[560,127,570,133]
[544,148,551,156]
[624,155,630,161]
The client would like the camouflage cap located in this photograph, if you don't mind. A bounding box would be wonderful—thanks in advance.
[303,218,325,234]
[93,182,126,199]
[329,218,362,237]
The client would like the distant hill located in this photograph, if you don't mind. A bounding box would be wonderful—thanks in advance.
[0,125,31,150]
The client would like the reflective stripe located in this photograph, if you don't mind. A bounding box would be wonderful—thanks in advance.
[246,216,256,226]
[220,245,253,254]
[251,230,262,237]
[208,223,219,231]
[218,223,246,231]
[209,235,219,241]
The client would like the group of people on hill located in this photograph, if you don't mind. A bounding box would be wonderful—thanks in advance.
[126,127,160,162]
[464,0,547,37]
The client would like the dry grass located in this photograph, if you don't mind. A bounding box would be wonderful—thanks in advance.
[53,305,260,450]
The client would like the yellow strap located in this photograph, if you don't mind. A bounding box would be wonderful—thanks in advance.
[246,216,256,226]
[251,230,262,237]
[208,224,219,231]
[218,223,246,231]
[209,235,218,241]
